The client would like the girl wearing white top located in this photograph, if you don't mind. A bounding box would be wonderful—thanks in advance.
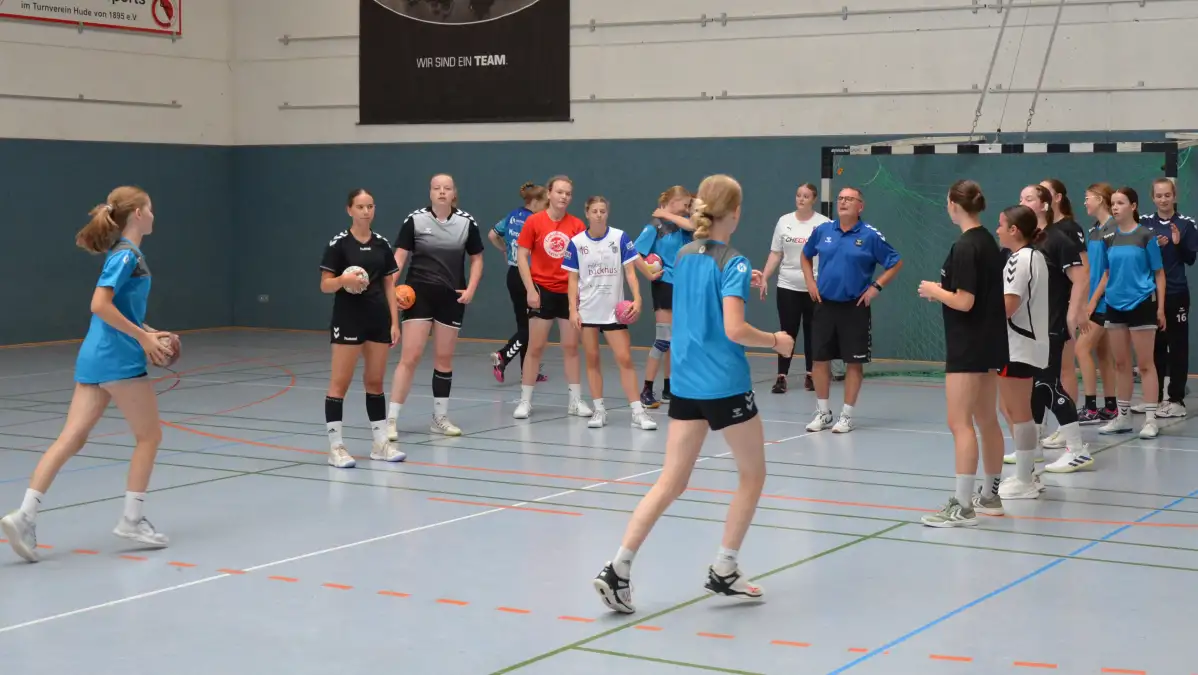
[758,183,831,393]
[565,196,662,430]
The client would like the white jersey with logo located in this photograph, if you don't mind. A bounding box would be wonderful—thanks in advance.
[1003,246,1050,368]
[771,211,831,291]
[561,226,639,325]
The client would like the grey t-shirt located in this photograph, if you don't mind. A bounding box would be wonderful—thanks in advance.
[396,207,485,289]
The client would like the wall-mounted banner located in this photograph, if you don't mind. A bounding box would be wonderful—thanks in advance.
[0,0,181,35]
[360,0,569,125]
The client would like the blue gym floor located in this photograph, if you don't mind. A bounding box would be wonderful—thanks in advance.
[0,328,1193,674]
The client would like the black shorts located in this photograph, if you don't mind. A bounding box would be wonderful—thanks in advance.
[651,281,673,312]
[582,323,628,332]
[331,301,392,345]
[668,391,759,431]
[1105,296,1158,330]
[1090,310,1106,326]
[999,361,1038,379]
[402,283,465,329]
[811,300,871,363]
[529,285,571,321]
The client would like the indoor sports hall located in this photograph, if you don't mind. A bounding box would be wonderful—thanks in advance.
[1,2,1197,674]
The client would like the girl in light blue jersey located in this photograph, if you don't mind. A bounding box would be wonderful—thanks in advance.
[633,186,695,407]
[594,174,793,614]
[1,187,176,563]
[488,182,548,381]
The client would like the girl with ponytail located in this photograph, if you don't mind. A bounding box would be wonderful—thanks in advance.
[2,186,176,563]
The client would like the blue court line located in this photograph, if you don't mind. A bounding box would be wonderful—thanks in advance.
[826,486,1198,674]
[0,431,302,485]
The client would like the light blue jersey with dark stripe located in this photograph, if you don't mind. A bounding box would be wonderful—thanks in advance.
[493,206,533,267]
[1094,224,1163,312]
[75,239,151,384]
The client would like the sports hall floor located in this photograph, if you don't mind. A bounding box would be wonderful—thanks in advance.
[0,328,1194,674]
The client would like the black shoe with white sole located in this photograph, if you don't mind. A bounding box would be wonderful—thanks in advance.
[703,565,764,599]
[593,562,635,613]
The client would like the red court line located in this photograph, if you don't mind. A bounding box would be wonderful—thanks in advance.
[323,583,353,591]
[269,576,298,583]
[73,549,99,555]
[497,607,531,614]
[120,555,147,561]
[635,625,663,632]
[930,654,973,662]
[698,632,734,639]
[771,640,810,647]
[848,648,869,653]
[1101,669,1147,675]
[559,616,594,623]
[427,497,582,516]
[1014,663,1059,669]
[378,590,410,598]
[168,562,196,568]
[437,598,468,606]
[218,568,246,575]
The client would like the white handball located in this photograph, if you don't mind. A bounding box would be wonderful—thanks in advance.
[343,266,369,294]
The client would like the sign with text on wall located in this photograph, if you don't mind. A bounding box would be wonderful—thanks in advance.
[0,0,181,36]
[359,0,569,125]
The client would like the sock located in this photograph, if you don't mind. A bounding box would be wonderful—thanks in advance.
[984,474,1002,498]
[630,401,644,414]
[123,491,145,522]
[19,488,42,519]
[1058,421,1083,450]
[663,378,671,394]
[1144,402,1157,423]
[1085,395,1097,411]
[594,398,605,411]
[842,404,855,417]
[521,384,534,402]
[613,546,636,578]
[568,383,582,400]
[1117,399,1131,418]
[713,546,738,576]
[1013,421,1038,480]
[325,396,344,447]
[434,398,449,416]
[1105,396,1117,411]
[388,402,402,421]
[643,380,653,391]
[955,474,974,505]
[366,393,387,445]
[817,398,830,413]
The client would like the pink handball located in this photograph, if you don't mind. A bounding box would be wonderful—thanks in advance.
[616,300,637,325]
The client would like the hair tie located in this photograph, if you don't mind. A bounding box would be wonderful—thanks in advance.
[104,204,114,212]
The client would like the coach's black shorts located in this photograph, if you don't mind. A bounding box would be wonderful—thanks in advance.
[651,281,673,312]
[582,323,628,332]
[999,361,1038,379]
[1105,296,1158,330]
[528,285,571,321]
[811,300,871,363]
[331,301,392,345]
[668,391,759,431]
[402,283,465,329]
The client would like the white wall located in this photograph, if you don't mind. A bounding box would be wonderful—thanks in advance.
[233,0,1198,146]
[0,0,232,145]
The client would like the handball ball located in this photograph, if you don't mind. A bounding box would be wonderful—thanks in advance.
[395,284,416,310]
[615,300,637,324]
[344,266,368,294]
[644,254,663,274]
[157,333,181,368]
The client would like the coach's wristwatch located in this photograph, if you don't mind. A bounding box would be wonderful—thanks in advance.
[871,281,883,292]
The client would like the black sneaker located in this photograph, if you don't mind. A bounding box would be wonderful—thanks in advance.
[804,374,814,391]
[771,375,787,394]
[703,565,763,599]
[592,562,635,613]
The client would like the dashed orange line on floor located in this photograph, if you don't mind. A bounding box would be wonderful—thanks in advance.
[496,607,531,614]
[770,640,810,647]
[1014,663,1058,670]
[848,648,870,653]
[167,561,196,568]
[378,590,409,598]
[1101,669,1147,675]
[323,583,353,591]
[268,575,298,583]
[698,632,734,639]
[73,549,99,555]
[635,625,663,632]
[119,555,147,561]
[559,616,594,623]
[217,568,246,575]
[437,598,468,606]
[930,654,973,662]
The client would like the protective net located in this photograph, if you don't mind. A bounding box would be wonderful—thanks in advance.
[827,145,1194,379]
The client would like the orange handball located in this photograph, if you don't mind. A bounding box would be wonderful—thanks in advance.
[394,284,416,310]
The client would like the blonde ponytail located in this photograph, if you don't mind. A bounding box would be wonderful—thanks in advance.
[689,175,742,240]
[76,186,148,254]
[691,198,714,239]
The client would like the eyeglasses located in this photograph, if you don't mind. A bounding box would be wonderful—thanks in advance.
[837,196,861,203]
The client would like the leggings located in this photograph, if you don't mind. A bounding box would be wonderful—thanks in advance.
[498,265,529,369]
[776,287,815,376]
[1153,291,1190,403]
[1032,333,1078,426]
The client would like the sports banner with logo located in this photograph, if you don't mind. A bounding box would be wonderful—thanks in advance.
[359,0,569,125]
[0,0,181,35]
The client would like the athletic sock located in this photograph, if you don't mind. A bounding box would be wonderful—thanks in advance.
[984,474,1002,498]
[1085,395,1098,411]
[842,404,855,417]
[1144,403,1157,423]
[1058,421,1083,449]
[568,383,582,400]
[630,401,644,414]
[663,378,671,395]
[1117,399,1131,418]
[387,402,402,421]
[520,384,534,402]
[643,380,653,391]
[1013,420,1038,480]
[1105,396,1117,411]
[366,393,387,445]
[593,398,605,411]
[19,488,42,520]
[713,546,738,576]
[955,474,974,505]
[817,398,830,413]
[432,370,452,417]
[613,546,636,578]
[123,491,145,522]
[325,396,344,447]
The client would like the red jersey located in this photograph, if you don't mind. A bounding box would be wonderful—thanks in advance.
[517,210,586,293]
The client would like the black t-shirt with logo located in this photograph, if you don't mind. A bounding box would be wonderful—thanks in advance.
[320,229,400,312]
[940,226,1008,371]
[1035,222,1084,336]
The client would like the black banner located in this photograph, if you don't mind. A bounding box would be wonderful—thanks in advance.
[359,0,570,125]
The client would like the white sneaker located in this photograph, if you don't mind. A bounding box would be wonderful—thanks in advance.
[1139,421,1159,439]
[1041,430,1066,449]
[513,400,532,419]
[588,409,607,428]
[0,511,39,562]
[113,516,169,548]
[806,410,833,432]
[1131,403,1148,414]
[568,397,593,417]
[631,411,658,430]
[430,415,462,436]
[1099,415,1133,435]
[998,475,1044,499]
[1002,450,1045,466]
[386,418,398,442]
[831,414,854,433]
[328,443,356,468]
[370,440,406,462]
[1044,450,1094,473]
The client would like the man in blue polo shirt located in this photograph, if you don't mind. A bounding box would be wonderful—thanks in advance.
[1139,178,1197,417]
[800,186,903,433]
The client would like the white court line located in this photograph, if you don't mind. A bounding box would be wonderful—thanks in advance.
[0,445,752,635]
